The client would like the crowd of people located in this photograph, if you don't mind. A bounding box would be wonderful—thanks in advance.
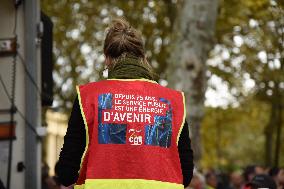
[41,162,284,189]
[186,165,284,189]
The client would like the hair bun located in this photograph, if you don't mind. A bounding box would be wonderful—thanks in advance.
[104,18,145,58]
[110,19,134,36]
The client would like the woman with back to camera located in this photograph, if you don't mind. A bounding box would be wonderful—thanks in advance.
[57,18,194,189]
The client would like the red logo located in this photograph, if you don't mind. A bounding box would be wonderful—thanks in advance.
[128,129,143,145]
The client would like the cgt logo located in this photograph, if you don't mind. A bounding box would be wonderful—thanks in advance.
[128,129,143,145]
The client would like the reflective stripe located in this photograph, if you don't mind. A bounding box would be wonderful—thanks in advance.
[76,85,89,171]
[74,184,85,189]
[75,179,184,189]
[176,92,186,145]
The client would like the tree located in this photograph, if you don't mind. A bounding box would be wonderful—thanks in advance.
[201,99,270,170]
[167,0,219,162]
[211,0,284,166]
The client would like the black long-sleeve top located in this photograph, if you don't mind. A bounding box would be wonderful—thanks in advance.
[57,96,194,187]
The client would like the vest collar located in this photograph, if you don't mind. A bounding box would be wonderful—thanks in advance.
[106,78,158,84]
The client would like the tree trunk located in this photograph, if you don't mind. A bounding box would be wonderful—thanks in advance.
[274,102,282,166]
[167,0,218,163]
[274,19,284,166]
[265,101,276,166]
[274,84,282,167]
[216,108,222,169]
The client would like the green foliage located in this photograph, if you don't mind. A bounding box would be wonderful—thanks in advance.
[204,0,284,167]
[201,99,270,170]
[213,0,284,100]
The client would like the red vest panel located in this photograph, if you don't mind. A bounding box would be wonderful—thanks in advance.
[75,79,186,188]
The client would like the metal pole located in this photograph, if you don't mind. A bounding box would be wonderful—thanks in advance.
[6,54,17,189]
[24,0,41,188]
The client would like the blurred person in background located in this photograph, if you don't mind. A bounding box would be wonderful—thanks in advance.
[244,174,276,189]
[216,172,232,189]
[243,165,264,183]
[229,171,244,189]
[205,171,218,189]
[53,162,61,188]
[279,168,284,189]
[269,167,284,189]
[42,162,60,189]
[57,18,194,189]
[186,169,206,189]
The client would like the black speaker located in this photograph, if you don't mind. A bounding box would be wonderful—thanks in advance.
[41,12,54,106]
